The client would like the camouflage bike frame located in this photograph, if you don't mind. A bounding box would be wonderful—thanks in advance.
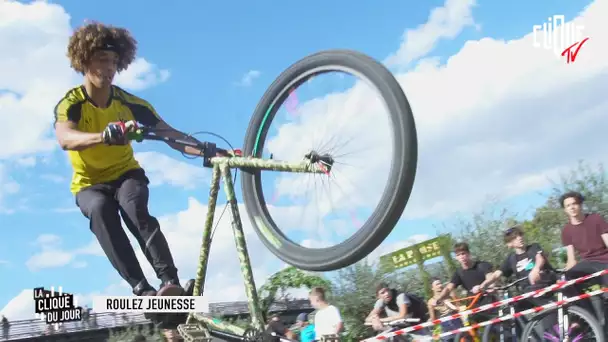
[129,127,327,342]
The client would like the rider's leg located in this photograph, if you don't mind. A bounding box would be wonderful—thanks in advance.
[565,260,607,325]
[114,169,181,289]
[76,183,155,295]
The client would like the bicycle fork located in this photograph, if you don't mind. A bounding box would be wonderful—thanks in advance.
[497,292,517,342]
[556,273,568,342]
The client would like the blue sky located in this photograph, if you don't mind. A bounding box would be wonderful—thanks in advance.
[1,0,605,320]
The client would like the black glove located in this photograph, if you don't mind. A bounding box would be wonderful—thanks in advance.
[101,122,129,145]
[101,121,137,145]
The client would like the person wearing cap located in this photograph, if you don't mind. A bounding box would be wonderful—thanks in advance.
[53,23,200,300]
[295,313,315,342]
[476,225,558,332]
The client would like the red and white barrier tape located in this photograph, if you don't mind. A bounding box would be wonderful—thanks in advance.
[361,269,607,342]
[433,287,607,340]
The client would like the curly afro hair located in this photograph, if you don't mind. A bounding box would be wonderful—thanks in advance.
[67,22,137,74]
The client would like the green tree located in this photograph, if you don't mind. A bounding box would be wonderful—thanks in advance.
[330,259,391,341]
[412,247,432,299]
[438,234,458,278]
[258,266,332,321]
[445,206,518,268]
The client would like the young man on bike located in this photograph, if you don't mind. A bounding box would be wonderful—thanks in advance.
[477,226,558,332]
[53,22,199,300]
[366,282,428,332]
[560,191,608,298]
[478,225,556,292]
[431,242,495,305]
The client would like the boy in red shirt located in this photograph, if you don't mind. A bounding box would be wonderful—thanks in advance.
[560,191,608,300]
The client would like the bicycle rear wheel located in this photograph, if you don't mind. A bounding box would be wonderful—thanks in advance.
[241,49,417,271]
[520,305,604,342]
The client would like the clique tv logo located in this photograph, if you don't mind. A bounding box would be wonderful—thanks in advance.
[532,15,590,64]
[34,286,83,324]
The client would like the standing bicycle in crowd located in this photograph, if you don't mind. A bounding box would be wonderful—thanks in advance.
[53,22,199,309]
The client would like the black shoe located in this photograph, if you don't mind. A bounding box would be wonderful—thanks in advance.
[184,279,195,296]
[133,280,157,296]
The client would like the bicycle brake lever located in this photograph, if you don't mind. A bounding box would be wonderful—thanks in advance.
[201,141,217,168]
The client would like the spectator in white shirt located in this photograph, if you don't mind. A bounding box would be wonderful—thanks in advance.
[308,287,343,338]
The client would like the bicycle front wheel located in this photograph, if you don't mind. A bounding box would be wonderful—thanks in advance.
[241,49,417,271]
[520,305,604,342]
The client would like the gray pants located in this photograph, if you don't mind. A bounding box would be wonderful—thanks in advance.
[75,168,178,288]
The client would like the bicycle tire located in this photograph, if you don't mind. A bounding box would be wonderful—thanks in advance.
[520,305,605,342]
[481,321,519,342]
[241,49,417,271]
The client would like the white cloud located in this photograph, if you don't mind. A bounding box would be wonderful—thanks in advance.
[0,1,170,162]
[114,58,171,91]
[135,151,207,189]
[26,234,104,272]
[266,0,608,221]
[40,174,67,184]
[0,289,33,320]
[0,163,20,213]
[385,0,477,68]
[236,70,261,87]
[15,157,36,167]
[26,234,76,271]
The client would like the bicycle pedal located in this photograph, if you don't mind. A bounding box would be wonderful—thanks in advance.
[177,323,212,342]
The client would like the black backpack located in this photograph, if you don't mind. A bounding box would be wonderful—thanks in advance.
[388,289,428,320]
[405,292,429,320]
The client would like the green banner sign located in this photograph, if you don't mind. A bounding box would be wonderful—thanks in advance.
[380,235,448,271]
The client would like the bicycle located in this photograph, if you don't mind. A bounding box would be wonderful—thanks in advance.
[479,276,533,342]
[443,291,489,342]
[127,49,418,341]
[365,318,431,342]
[520,269,605,342]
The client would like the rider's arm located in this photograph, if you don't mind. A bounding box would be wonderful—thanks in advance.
[55,120,103,151]
[564,245,577,270]
[532,249,546,272]
[153,120,204,156]
[599,214,608,248]
[365,301,383,323]
[427,300,436,321]
[378,294,408,323]
[481,255,512,290]
[436,282,455,302]
[479,270,503,290]
[284,329,295,339]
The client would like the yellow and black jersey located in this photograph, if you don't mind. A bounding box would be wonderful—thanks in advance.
[54,85,162,194]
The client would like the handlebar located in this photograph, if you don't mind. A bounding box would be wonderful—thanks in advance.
[364,318,420,327]
[127,126,235,168]
[490,275,529,292]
